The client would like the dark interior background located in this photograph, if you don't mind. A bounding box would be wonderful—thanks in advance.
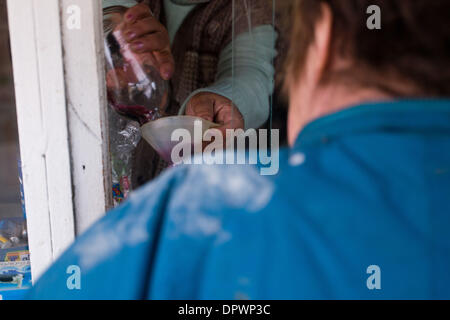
[0,0,21,219]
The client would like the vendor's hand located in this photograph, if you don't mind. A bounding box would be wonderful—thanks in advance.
[120,3,174,80]
[185,92,245,137]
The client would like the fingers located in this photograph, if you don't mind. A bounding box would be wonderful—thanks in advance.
[214,103,245,137]
[134,52,158,70]
[186,93,245,151]
[128,30,173,80]
[127,31,168,53]
[120,4,175,80]
[185,94,215,122]
[186,93,245,134]
[153,50,175,80]
[123,3,152,24]
[122,17,163,42]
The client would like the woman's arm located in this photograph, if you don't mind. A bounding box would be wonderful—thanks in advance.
[181,25,278,130]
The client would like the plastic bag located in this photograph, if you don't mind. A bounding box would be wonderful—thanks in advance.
[109,109,141,206]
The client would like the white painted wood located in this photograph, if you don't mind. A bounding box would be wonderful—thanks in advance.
[7,0,112,281]
[7,0,76,280]
[61,0,113,235]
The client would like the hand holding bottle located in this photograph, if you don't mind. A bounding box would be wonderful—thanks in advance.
[104,3,170,124]
[120,3,174,81]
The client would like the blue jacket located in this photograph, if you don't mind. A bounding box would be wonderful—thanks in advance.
[28,100,450,299]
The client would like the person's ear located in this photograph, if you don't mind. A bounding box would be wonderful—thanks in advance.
[309,3,333,86]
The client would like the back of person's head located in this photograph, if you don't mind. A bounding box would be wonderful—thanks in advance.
[282,0,450,97]
[278,0,450,144]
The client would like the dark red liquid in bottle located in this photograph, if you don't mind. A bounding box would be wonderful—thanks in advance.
[105,12,168,126]
[112,104,160,125]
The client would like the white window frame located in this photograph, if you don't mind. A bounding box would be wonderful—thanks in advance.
[7,0,112,281]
